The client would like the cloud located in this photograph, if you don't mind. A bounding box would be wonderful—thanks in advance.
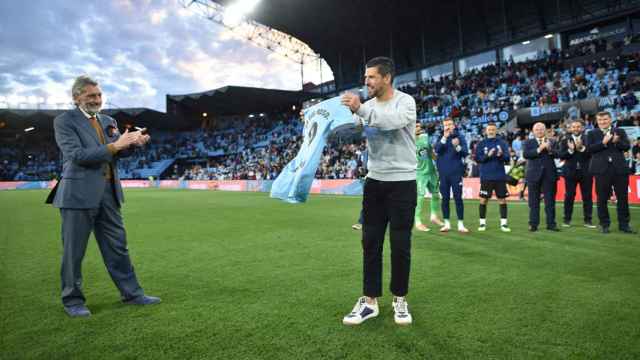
[150,9,168,25]
[0,0,333,111]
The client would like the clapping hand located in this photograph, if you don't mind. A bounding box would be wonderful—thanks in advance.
[538,140,549,152]
[574,137,583,149]
[113,129,139,151]
[132,128,150,146]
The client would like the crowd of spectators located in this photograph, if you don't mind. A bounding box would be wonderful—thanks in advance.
[2,41,640,181]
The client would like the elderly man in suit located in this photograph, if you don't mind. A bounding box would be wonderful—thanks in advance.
[586,111,636,234]
[48,75,160,317]
[523,122,560,232]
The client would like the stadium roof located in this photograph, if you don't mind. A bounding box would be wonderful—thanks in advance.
[0,86,317,133]
[0,108,172,131]
[216,0,640,89]
[166,85,315,116]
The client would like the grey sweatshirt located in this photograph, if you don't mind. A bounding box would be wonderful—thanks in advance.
[353,89,417,181]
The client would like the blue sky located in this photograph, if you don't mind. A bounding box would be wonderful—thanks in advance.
[0,0,332,111]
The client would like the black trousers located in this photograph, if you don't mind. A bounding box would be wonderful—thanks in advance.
[594,169,630,228]
[361,178,417,298]
[528,172,557,228]
[563,174,593,223]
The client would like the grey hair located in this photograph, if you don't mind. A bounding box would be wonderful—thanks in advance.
[71,75,99,100]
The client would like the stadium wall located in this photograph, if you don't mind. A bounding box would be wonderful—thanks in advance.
[2,178,640,204]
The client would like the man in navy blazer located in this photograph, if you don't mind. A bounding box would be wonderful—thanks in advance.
[585,111,635,234]
[523,122,560,232]
[47,75,161,317]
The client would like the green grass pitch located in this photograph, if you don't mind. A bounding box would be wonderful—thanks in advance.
[1,189,639,359]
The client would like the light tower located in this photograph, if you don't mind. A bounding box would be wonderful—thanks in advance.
[180,0,325,90]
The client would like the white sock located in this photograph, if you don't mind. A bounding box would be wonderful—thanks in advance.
[443,219,450,227]
[458,221,465,229]
[500,218,508,226]
[479,218,486,226]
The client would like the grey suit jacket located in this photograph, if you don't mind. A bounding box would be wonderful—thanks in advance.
[49,108,127,209]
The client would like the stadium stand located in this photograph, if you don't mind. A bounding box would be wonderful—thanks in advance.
[2,42,640,181]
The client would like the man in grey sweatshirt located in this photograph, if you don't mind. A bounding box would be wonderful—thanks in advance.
[340,57,417,326]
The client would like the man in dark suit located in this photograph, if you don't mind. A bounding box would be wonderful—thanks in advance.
[585,111,635,234]
[48,75,161,317]
[523,122,560,232]
[558,120,595,228]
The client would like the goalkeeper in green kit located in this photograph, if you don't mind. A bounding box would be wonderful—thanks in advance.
[414,122,444,232]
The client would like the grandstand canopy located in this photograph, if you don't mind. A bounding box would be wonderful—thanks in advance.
[0,108,172,132]
[215,0,640,89]
[166,85,315,117]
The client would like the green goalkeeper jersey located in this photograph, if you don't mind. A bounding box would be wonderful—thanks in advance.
[416,133,437,175]
[508,163,525,181]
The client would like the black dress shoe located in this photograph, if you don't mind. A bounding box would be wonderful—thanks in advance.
[619,227,637,234]
[64,305,91,317]
[123,295,162,305]
[547,226,560,232]
[601,226,610,234]
[529,225,538,232]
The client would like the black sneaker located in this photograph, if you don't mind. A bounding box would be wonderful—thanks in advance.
[601,226,610,234]
[620,227,637,234]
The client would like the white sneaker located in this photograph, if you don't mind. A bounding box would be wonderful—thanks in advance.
[500,225,511,232]
[415,223,430,232]
[458,224,470,233]
[342,297,379,325]
[392,297,412,325]
[352,223,362,230]
[478,224,486,232]
[439,224,450,232]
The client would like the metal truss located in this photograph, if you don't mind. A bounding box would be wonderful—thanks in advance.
[179,0,321,65]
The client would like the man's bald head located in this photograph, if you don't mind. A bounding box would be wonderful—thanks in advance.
[533,122,546,139]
